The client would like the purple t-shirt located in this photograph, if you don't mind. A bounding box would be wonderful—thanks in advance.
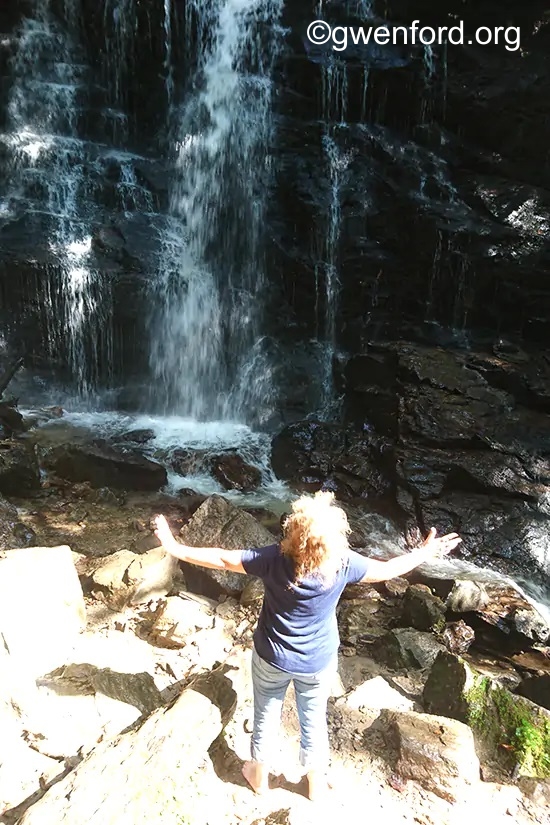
[241,543,374,674]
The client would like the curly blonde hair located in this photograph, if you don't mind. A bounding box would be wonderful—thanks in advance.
[280,491,350,583]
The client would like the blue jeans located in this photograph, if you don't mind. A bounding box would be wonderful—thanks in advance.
[250,647,336,771]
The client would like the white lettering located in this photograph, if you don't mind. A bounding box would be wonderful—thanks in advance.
[505,26,521,51]
[419,27,436,45]
[392,25,409,45]
[350,27,373,46]
[374,26,390,46]
[448,21,464,45]
[476,26,493,46]
[332,26,348,52]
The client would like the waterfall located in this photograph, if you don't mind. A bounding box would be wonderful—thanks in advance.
[2,0,111,397]
[315,54,355,419]
[149,0,283,424]
[1,0,163,402]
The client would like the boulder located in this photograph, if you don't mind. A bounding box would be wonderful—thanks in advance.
[441,620,475,655]
[170,448,209,476]
[411,571,550,651]
[0,400,25,435]
[24,630,169,760]
[378,708,480,803]
[148,596,214,648]
[446,580,490,613]
[239,577,265,607]
[371,628,446,670]
[516,675,550,712]
[116,429,155,445]
[337,596,392,645]
[43,441,167,491]
[0,441,41,495]
[178,495,275,598]
[0,546,86,680]
[0,493,20,549]
[40,664,163,716]
[343,676,414,714]
[517,777,550,807]
[401,584,446,631]
[270,420,394,499]
[17,676,235,825]
[423,651,550,777]
[90,547,176,608]
[211,452,261,492]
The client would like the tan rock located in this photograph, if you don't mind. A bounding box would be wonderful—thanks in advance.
[0,546,85,680]
[379,708,480,802]
[18,675,235,825]
[149,596,214,648]
[344,676,414,714]
[91,547,176,608]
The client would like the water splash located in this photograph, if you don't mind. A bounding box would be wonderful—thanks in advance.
[149,0,283,424]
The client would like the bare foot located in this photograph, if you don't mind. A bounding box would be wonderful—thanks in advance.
[242,760,269,794]
[306,770,332,802]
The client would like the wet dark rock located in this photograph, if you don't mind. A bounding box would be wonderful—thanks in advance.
[211,453,261,493]
[0,441,41,495]
[384,577,409,598]
[0,400,25,435]
[93,487,126,506]
[271,420,394,500]
[401,584,446,632]
[516,675,550,711]
[416,493,550,586]
[442,620,475,656]
[170,448,209,476]
[43,441,167,491]
[371,628,446,671]
[11,521,37,547]
[116,429,155,445]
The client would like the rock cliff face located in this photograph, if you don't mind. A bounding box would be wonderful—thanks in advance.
[0,1,549,408]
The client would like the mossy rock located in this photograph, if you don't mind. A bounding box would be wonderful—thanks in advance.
[424,651,550,778]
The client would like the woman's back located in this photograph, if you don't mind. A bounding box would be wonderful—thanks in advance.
[241,543,373,674]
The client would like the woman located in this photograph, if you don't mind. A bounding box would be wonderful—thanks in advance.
[154,491,461,801]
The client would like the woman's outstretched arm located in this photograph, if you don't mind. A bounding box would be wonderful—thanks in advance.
[153,514,246,573]
[360,527,462,582]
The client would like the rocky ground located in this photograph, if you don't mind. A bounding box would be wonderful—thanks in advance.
[1,474,549,825]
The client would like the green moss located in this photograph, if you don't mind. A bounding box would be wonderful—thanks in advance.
[465,678,550,777]
[465,676,492,734]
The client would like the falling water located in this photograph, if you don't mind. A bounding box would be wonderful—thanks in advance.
[149,0,284,424]
[163,0,174,104]
[3,0,111,396]
[315,50,355,419]
[102,0,137,114]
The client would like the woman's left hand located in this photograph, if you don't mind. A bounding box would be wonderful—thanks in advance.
[420,527,462,559]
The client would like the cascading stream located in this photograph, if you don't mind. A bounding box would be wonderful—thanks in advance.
[2,0,114,398]
[149,0,283,424]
